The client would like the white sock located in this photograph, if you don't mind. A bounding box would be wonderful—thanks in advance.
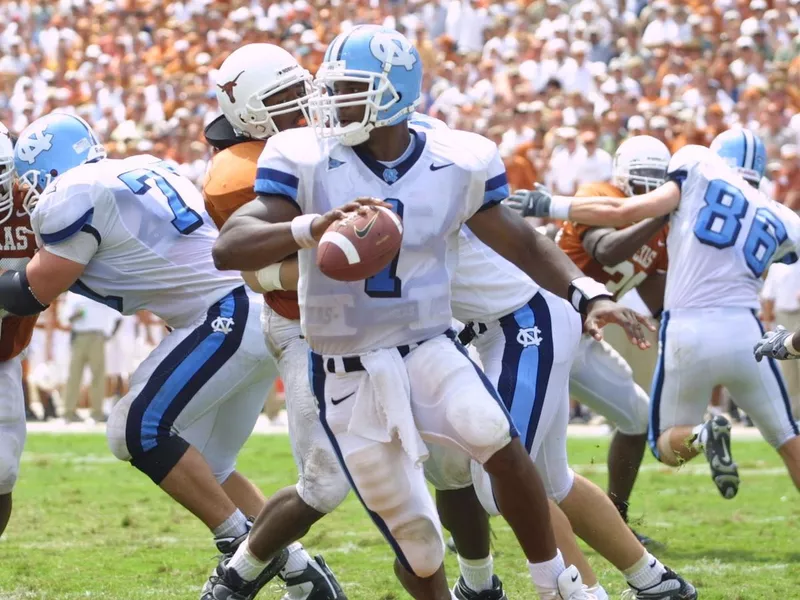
[212,509,248,540]
[624,551,666,590]
[587,583,609,600]
[228,538,268,582]
[528,550,566,591]
[458,555,494,592]
[280,542,313,578]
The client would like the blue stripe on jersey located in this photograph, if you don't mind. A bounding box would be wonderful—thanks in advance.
[483,173,510,206]
[780,252,799,265]
[69,279,123,312]
[485,173,508,192]
[309,351,417,576]
[667,169,688,190]
[648,310,670,461]
[496,295,553,452]
[40,208,94,244]
[125,287,248,455]
[255,168,299,201]
[750,311,800,436]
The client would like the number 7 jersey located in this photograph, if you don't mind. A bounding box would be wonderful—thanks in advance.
[664,146,800,311]
[29,155,243,329]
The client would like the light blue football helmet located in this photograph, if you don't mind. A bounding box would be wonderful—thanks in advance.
[310,25,423,146]
[14,112,106,215]
[710,128,766,186]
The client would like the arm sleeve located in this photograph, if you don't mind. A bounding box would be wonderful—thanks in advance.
[465,146,510,220]
[31,180,106,265]
[254,136,302,212]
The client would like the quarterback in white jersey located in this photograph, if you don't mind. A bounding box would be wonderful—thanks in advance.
[8,113,280,559]
[524,129,800,495]
[212,25,650,600]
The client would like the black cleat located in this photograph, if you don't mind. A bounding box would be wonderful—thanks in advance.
[631,527,665,550]
[453,575,508,600]
[281,554,347,599]
[201,551,289,600]
[699,416,739,499]
[625,567,697,599]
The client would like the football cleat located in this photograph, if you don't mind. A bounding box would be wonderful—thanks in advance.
[213,519,254,561]
[201,551,289,600]
[540,565,597,600]
[623,568,697,599]
[631,527,664,550]
[700,416,740,499]
[453,575,508,600]
[281,555,347,600]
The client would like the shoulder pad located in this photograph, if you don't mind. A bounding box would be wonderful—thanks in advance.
[427,128,498,172]
[203,142,264,217]
[575,181,626,198]
[263,129,324,166]
[668,144,714,175]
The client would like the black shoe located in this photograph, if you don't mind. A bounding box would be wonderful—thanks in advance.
[699,416,739,499]
[281,555,347,599]
[453,575,508,600]
[25,406,40,422]
[627,567,697,599]
[201,551,289,600]
[630,527,665,550]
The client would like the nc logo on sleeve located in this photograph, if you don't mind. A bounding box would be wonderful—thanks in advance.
[370,32,417,71]
[16,126,54,165]
[211,316,235,335]
[517,326,542,348]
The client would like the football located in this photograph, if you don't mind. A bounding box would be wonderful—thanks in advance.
[316,205,403,282]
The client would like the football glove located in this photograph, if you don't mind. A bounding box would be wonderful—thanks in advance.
[503,183,554,218]
[753,325,800,361]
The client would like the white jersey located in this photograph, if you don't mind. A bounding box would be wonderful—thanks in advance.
[451,226,538,323]
[30,155,242,329]
[664,146,800,311]
[256,126,509,355]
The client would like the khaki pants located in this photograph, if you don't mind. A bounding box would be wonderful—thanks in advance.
[602,320,660,394]
[776,310,800,419]
[64,331,106,420]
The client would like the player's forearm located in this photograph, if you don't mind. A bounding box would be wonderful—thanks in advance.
[242,257,299,293]
[213,217,300,271]
[590,217,668,267]
[557,195,633,227]
[512,229,586,299]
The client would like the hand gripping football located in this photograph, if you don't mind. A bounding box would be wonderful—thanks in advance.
[316,205,403,282]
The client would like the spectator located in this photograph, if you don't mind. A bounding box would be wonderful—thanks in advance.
[575,130,613,185]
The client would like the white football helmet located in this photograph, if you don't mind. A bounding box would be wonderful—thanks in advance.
[214,43,313,139]
[0,123,15,225]
[612,135,671,196]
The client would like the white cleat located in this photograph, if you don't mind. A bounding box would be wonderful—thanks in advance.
[539,565,597,600]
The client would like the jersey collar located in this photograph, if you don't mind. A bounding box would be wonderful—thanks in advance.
[351,129,427,186]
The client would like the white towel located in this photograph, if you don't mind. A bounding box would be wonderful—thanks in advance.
[348,348,429,466]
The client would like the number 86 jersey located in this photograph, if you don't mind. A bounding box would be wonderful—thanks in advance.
[29,155,243,329]
[663,145,800,311]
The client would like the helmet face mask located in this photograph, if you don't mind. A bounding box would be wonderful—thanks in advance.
[0,130,15,226]
[612,135,671,197]
[238,73,314,138]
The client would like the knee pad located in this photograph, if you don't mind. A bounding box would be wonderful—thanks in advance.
[107,398,133,461]
[0,439,21,495]
[618,386,650,436]
[445,393,513,463]
[392,515,445,579]
[347,444,410,515]
[296,443,350,514]
[423,445,473,492]
[548,467,575,504]
[469,460,501,517]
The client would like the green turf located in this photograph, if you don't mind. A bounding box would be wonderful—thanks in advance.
[1,434,797,599]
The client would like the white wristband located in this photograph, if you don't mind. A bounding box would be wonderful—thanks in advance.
[568,276,612,313]
[255,263,284,292]
[291,214,320,249]
[784,334,800,356]
[550,196,572,220]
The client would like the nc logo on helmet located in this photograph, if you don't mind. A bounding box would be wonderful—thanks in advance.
[17,126,54,165]
[369,32,417,71]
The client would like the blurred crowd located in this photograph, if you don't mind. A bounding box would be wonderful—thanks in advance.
[1,0,800,204]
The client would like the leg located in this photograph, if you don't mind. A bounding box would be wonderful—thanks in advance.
[549,500,597,588]
[435,486,489,560]
[87,332,106,421]
[221,472,267,518]
[63,334,88,420]
[606,431,647,517]
[0,357,26,539]
[777,437,800,490]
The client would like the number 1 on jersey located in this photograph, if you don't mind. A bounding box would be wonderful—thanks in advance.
[365,198,403,298]
[119,165,203,235]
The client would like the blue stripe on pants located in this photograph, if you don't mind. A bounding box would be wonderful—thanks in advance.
[750,311,799,435]
[126,287,249,455]
[648,310,670,460]
[309,351,416,576]
[496,294,554,452]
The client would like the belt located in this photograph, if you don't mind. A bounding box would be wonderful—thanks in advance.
[458,322,488,346]
[315,329,456,374]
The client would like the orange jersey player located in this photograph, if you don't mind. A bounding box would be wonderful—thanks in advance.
[0,126,40,540]
[200,43,348,599]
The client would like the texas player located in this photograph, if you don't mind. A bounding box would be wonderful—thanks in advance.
[556,136,671,546]
[201,44,348,600]
[0,125,40,539]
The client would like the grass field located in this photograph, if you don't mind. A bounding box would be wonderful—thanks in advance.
[1,433,798,600]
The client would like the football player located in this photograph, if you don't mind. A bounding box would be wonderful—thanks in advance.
[211,25,651,600]
[202,43,347,600]
[519,129,800,494]
[0,123,40,539]
[7,113,281,569]
[511,135,671,546]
